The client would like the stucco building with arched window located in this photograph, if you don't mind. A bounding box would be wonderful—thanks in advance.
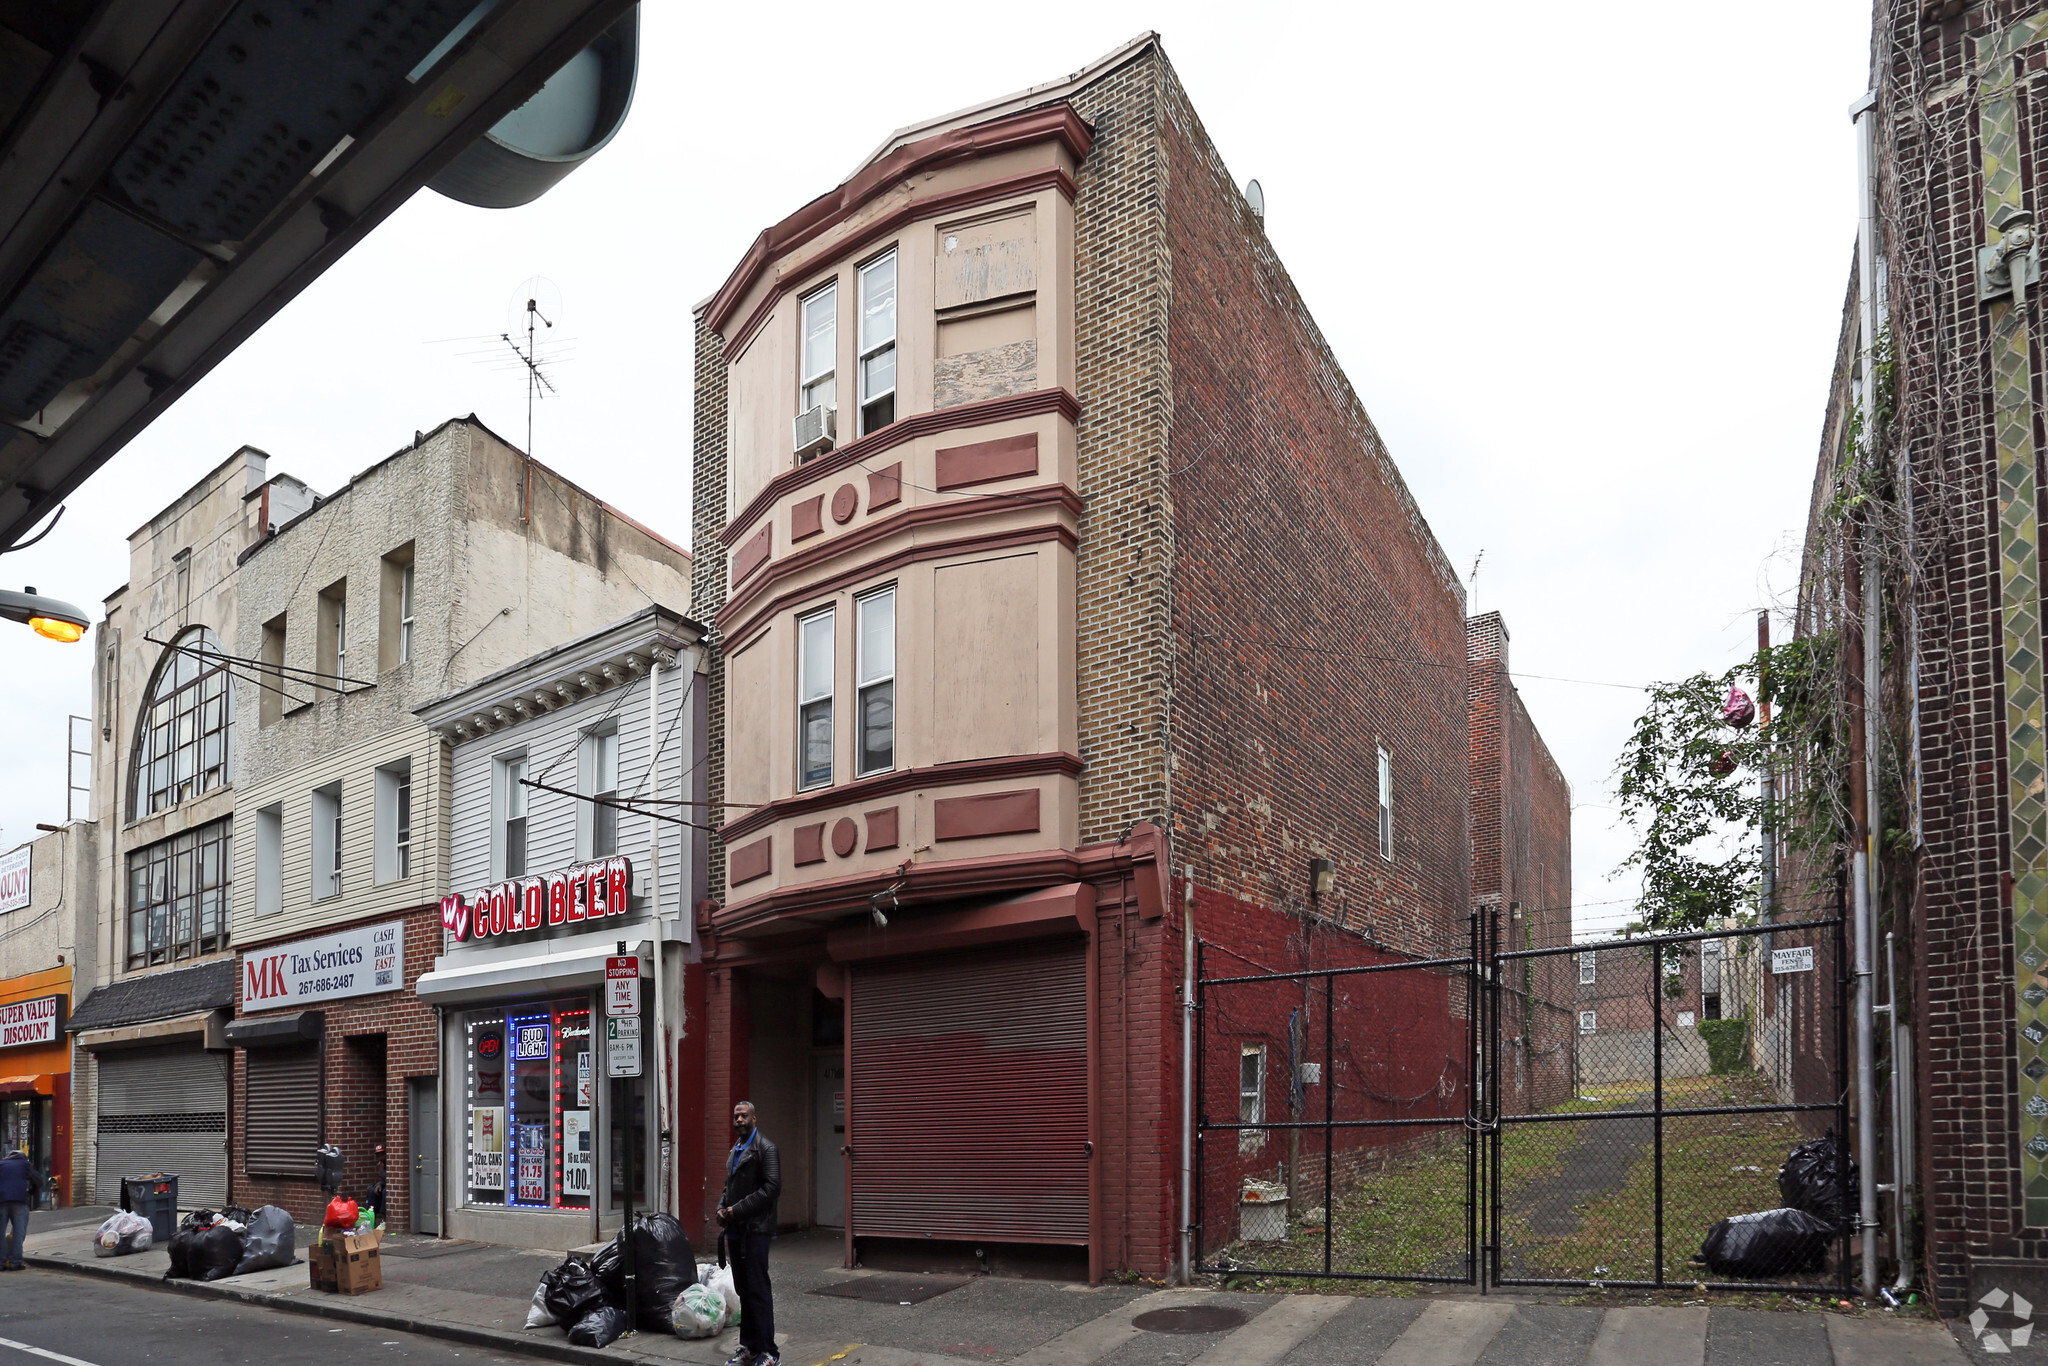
[65,446,314,1205]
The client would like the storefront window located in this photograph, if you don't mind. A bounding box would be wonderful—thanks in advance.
[463,1000,592,1211]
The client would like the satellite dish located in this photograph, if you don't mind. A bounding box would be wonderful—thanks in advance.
[1244,179,1265,223]
[509,277,563,334]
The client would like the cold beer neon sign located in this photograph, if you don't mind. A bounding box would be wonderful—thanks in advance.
[439,856,632,943]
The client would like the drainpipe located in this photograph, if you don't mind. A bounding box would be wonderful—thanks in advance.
[1883,932,1914,1292]
[1851,87,1884,1301]
[648,653,670,1214]
[1180,866,1196,1285]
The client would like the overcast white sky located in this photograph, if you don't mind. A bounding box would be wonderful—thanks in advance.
[0,2,1869,938]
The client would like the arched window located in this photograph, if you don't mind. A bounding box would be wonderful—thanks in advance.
[131,627,232,817]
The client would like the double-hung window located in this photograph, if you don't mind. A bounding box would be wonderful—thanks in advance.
[1377,747,1393,859]
[312,783,342,900]
[800,284,837,420]
[502,755,528,878]
[856,587,895,775]
[798,608,835,790]
[1580,1010,1598,1035]
[1579,953,1596,986]
[588,728,619,859]
[1238,1044,1266,1155]
[398,562,415,663]
[858,252,897,434]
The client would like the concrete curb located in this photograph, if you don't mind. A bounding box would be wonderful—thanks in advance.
[26,1252,667,1365]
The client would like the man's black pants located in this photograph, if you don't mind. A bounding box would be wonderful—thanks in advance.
[730,1231,778,1359]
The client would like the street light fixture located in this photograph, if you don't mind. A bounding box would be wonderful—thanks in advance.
[0,587,89,643]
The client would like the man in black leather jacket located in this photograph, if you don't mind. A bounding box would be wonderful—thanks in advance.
[717,1101,781,1366]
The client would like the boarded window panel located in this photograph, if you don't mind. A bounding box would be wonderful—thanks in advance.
[245,1044,322,1178]
[849,941,1087,1244]
[932,554,1039,761]
[936,210,1037,309]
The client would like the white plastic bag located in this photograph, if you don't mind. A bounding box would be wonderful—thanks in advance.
[671,1283,727,1339]
[524,1283,554,1330]
[94,1211,153,1257]
[698,1263,740,1326]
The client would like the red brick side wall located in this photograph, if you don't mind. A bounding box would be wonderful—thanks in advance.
[230,903,441,1232]
[1156,62,1472,960]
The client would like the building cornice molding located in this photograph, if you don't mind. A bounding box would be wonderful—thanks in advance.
[703,104,1091,338]
[716,750,1082,844]
[722,386,1080,551]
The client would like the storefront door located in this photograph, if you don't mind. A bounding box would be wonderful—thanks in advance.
[813,1055,845,1227]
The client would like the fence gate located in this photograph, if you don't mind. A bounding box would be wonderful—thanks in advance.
[1194,914,1849,1293]
[1192,919,1483,1285]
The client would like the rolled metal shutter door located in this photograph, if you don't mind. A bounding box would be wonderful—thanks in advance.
[96,1046,229,1206]
[244,1045,321,1178]
[850,939,1088,1244]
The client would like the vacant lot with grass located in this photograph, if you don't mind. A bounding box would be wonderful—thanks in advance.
[1218,1071,1840,1289]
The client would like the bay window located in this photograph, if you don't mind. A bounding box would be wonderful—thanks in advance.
[799,608,835,790]
[856,587,895,775]
[858,251,897,434]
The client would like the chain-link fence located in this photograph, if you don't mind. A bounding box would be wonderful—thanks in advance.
[1194,923,1480,1284]
[1490,918,1849,1292]
[1195,912,1848,1293]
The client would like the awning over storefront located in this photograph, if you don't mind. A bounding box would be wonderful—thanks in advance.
[223,1011,324,1048]
[67,960,234,1037]
[0,1075,53,1097]
[416,931,652,1006]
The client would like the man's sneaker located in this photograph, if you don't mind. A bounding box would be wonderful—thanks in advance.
[723,1353,753,1366]
[754,1357,779,1366]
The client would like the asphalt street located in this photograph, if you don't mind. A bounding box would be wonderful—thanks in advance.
[0,1270,523,1366]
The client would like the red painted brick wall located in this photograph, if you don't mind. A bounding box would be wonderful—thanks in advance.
[1156,62,1472,962]
[230,903,441,1232]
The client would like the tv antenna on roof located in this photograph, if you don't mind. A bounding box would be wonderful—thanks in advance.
[504,277,563,524]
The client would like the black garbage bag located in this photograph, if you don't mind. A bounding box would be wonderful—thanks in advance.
[1698,1208,1834,1279]
[567,1304,629,1348]
[192,1223,246,1281]
[217,1204,253,1226]
[232,1206,296,1276]
[540,1258,610,1327]
[600,1212,696,1332]
[177,1209,218,1234]
[1777,1131,1858,1232]
[163,1229,195,1281]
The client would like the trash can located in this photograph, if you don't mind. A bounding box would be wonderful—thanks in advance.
[1239,1179,1289,1242]
[120,1174,178,1244]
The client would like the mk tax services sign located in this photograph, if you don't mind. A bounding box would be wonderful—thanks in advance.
[242,920,405,1012]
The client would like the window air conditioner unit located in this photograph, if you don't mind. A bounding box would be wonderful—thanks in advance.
[793,405,836,458]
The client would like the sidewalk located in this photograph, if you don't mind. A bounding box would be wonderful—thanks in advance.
[27,1211,1978,1366]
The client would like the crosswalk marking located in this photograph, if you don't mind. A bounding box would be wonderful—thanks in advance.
[1378,1301,1515,1366]
[1189,1294,1350,1366]
[1586,1306,1707,1366]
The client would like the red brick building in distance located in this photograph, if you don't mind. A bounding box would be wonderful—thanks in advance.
[687,34,1570,1279]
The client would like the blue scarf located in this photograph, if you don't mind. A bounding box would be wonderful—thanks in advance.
[727,1127,756,1175]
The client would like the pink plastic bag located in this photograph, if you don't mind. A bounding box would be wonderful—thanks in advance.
[1723,685,1756,729]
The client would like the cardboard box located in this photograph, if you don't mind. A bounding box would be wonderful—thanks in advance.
[309,1228,384,1295]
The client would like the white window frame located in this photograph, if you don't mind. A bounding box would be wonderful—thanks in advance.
[332,594,348,680]
[1579,953,1596,986]
[857,250,897,435]
[375,759,413,885]
[855,585,895,777]
[311,782,342,900]
[495,752,529,880]
[1377,747,1393,859]
[1238,1044,1266,1155]
[398,561,415,665]
[1580,1010,1597,1035]
[583,725,620,861]
[800,282,837,416]
[798,606,835,791]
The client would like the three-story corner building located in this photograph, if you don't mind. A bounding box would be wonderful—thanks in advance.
[688,36,1553,1280]
[68,446,314,1208]
[413,605,705,1251]
[223,418,691,1238]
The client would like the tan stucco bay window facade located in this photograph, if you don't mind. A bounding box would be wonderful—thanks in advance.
[710,111,1086,919]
